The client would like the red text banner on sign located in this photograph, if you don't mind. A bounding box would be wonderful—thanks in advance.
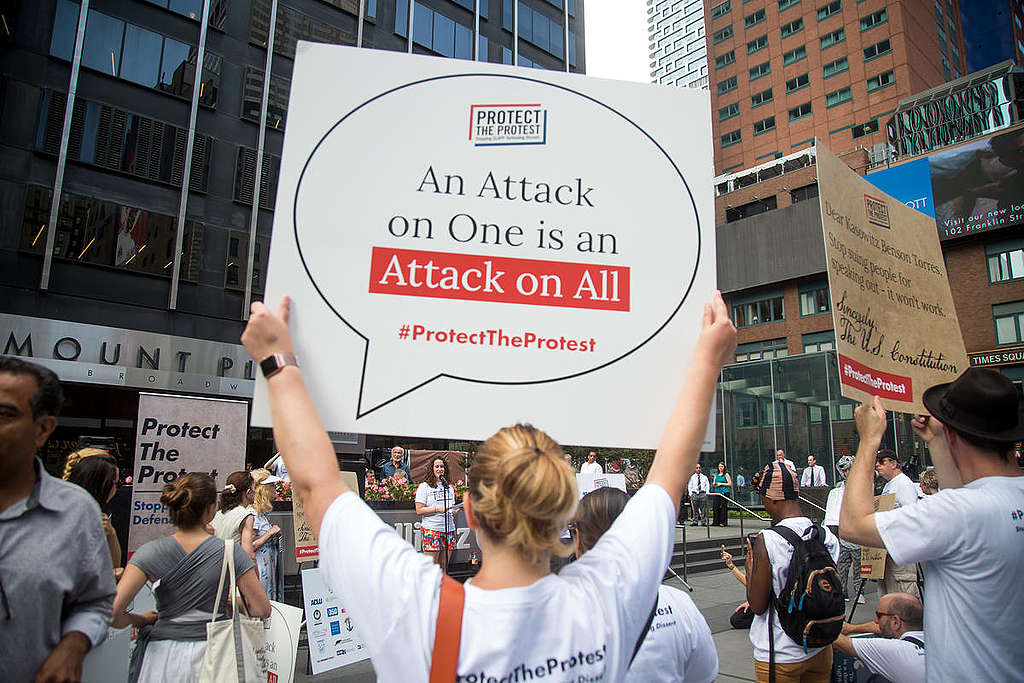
[838,354,914,402]
[367,247,630,312]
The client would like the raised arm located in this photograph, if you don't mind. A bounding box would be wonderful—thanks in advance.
[839,396,886,547]
[241,298,349,538]
[911,414,963,489]
[646,291,737,511]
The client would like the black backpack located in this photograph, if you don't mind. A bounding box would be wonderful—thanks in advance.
[768,524,845,652]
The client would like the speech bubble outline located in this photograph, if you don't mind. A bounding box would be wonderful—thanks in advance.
[291,73,702,419]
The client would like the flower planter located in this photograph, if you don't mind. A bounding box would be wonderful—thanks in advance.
[368,500,416,511]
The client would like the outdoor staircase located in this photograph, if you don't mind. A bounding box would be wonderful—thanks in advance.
[664,521,767,579]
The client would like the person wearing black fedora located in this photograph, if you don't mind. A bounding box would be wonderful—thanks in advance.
[839,367,1024,683]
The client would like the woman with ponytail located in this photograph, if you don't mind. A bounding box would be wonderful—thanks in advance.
[210,470,256,560]
[241,291,736,682]
[111,473,269,682]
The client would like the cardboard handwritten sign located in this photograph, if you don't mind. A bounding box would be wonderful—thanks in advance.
[817,143,968,414]
[253,44,717,449]
[860,493,895,579]
[292,471,358,562]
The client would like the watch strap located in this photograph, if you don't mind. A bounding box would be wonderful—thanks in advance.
[260,353,298,378]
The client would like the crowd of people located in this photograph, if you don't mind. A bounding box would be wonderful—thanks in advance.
[2,289,1023,682]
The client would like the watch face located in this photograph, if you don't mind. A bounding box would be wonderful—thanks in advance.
[260,355,279,377]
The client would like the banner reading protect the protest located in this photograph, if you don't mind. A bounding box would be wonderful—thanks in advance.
[817,143,968,414]
[252,45,717,449]
[128,393,247,554]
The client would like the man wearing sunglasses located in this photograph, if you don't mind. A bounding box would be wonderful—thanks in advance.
[832,592,924,683]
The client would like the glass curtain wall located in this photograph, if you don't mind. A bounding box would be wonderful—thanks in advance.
[710,350,919,507]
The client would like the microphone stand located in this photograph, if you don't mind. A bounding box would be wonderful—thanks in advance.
[440,475,450,575]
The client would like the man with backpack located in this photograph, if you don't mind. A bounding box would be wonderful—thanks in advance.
[832,592,925,683]
[746,460,843,682]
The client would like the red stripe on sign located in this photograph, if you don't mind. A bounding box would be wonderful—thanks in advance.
[296,546,319,558]
[368,247,630,312]
[860,564,872,575]
[838,354,913,402]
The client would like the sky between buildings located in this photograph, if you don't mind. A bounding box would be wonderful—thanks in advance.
[583,0,650,83]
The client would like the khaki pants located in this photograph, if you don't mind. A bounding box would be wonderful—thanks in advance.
[879,555,920,599]
[754,647,833,683]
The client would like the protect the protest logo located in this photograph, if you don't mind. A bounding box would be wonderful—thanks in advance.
[469,104,547,146]
[863,194,891,229]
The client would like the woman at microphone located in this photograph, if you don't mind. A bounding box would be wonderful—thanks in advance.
[415,456,457,569]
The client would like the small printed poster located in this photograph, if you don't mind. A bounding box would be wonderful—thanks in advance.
[301,567,370,675]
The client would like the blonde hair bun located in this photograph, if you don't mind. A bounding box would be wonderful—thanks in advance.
[469,424,578,564]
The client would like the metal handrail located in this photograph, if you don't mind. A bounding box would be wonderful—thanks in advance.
[798,495,827,513]
[708,492,771,521]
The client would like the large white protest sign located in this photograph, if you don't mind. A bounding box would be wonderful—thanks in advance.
[128,393,247,554]
[254,45,716,448]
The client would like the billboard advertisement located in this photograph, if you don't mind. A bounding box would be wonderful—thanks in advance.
[866,126,1024,241]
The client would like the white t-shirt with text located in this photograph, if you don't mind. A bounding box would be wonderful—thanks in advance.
[750,517,841,663]
[415,482,456,532]
[875,475,1024,683]
[850,631,925,683]
[881,472,918,509]
[319,485,676,683]
[625,584,718,683]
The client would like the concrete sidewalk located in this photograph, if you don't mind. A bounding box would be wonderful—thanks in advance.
[292,566,880,682]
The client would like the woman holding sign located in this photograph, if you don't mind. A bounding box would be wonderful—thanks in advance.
[415,456,458,569]
[241,291,736,682]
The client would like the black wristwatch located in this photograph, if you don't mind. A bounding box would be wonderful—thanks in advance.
[260,352,299,378]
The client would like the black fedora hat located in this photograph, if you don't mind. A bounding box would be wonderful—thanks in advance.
[922,368,1024,441]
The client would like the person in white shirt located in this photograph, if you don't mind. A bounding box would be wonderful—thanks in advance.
[415,456,457,570]
[571,487,718,683]
[832,592,925,683]
[687,464,710,526]
[839,368,1024,683]
[240,291,737,683]
[874,450,920,598]
[746,460,840,682]
[775,449,795,471]
[823,456,863,603]
[800,455,827,487]
[580,451,603,474]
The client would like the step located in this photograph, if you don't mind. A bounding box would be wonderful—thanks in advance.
[667,555,746,577]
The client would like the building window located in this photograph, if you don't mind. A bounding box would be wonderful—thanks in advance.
[733,293,785,327]
[994,301,1024,345]
[722,129,742,147]
[799,283,830,315]
[823,56,848,78]
[802,330,835,352]
[711,0,732,19]
[745,8,766,28]
[790,183,818,203]
[987,239,1024,283]
[778,0,801,10]
[820,27,845,48]
[789,101,812,121]
[718,75,738,94]
[726,196,777,222]
[817,0,842,21]
[19,184,201,282]
[826,86,852,107]
[713,25,734,44]
[866,69,895,92]
[749,61,771,80]
[860,8,887,31]
[863,38,891,61]
[735,338,788,363]
[781,18,804,38]
[233,147,280,211]
[251,0,356,59]
[786,72,810,93]
[747,34,768,54]
[754,116,776,135]
[852,120,880,138]
[241,67,290,130]
[719,102,741,120]
[783,45,807,65]
[518,2,566,59]
[715,50,736,68]
[751,88,773,107]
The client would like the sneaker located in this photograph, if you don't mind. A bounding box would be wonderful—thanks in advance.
[844,595,851,602]
[857,595,866,604]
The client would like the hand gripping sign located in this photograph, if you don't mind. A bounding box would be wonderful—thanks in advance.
[255,45,716,448]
